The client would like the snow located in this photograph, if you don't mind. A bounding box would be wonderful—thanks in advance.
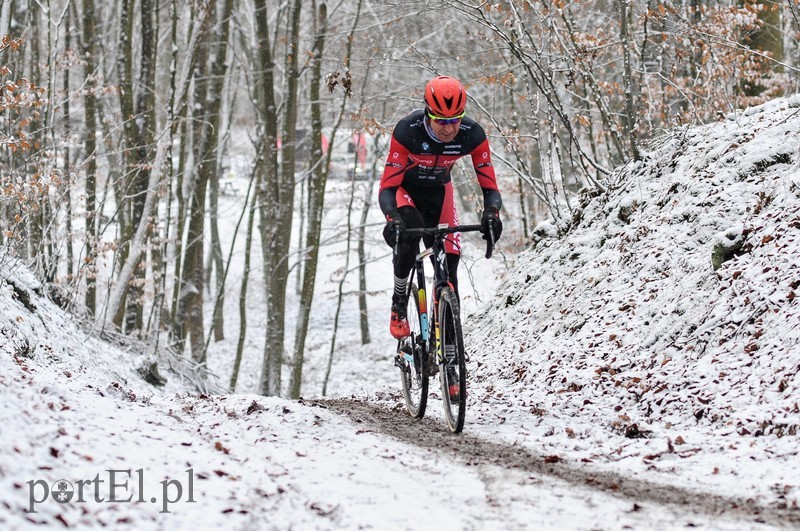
[1,96,800,529]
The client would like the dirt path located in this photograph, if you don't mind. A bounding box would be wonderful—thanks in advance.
[313,396,800,529]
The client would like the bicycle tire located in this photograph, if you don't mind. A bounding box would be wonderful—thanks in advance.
[399,283,428,418]
[438,286,467,433]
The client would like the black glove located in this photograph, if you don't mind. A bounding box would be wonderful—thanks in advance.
[383,214,406,247]
[481,207,502,242]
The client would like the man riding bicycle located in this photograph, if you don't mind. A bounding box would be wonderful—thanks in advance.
[379,75,503,339]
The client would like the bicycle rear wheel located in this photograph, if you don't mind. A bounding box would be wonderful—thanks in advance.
[399,283,428,418]
[438,286,467,433]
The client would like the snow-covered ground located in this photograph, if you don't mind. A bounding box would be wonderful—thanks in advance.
[1,96,799,530]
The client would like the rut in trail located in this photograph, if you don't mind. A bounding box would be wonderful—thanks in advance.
[311,397,800,529]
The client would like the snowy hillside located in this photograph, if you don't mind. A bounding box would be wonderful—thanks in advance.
[463,95,800,516]
[1,96,799,530]
[468,95,800,438]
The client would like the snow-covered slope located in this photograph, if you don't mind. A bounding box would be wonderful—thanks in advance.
[454,97,800,523]
[468,96,800,440]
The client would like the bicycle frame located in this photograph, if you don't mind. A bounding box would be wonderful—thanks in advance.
[401,223,490,369]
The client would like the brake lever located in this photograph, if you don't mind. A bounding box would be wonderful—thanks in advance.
[485,225,495,259]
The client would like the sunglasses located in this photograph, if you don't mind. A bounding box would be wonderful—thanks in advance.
[427,111,465,125]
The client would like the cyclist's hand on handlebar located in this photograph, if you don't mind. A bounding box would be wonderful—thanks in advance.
[481,207,502,243]
[383,214,406,247]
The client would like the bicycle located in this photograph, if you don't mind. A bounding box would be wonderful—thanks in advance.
[393,222,494,433]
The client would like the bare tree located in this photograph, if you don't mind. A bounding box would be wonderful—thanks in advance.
[289,0,330,399]
[252,0,303,396]
[81,0,98,314]
[175,0,235,364]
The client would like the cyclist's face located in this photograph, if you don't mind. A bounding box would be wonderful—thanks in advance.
[429,117,461,143]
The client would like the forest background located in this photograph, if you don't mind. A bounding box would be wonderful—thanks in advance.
[1,0,798,397]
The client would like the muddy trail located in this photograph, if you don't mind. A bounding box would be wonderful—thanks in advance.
[311,396,800,529]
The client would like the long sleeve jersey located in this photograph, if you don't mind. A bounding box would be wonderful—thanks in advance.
[378,109,502,216]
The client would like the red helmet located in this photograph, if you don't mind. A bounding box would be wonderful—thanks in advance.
[424,76,467,117]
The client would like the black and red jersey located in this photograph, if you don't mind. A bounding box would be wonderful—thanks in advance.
[378,109,502,217]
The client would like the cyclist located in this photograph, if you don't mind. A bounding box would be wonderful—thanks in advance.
[379,75,503,340]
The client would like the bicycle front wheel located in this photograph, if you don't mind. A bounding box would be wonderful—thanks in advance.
[438,286,467,433]
[399,283,428,418]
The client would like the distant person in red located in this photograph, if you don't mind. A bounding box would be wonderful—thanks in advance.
[378,75,503,339]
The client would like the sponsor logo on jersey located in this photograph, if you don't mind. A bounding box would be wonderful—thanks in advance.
[422,142,430,151]
[409,155,436,165]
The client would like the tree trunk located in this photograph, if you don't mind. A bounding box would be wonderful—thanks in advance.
[112,0,157,334]
[82,0,98,315]
[169,106,190,349]
[62,7,74,281]
[617,0,640,161]
[129,0,157,334]
[210,0,235,343]
[179,0,217,363]
[252,0,281,395]
[25,6,42,266]
[208,174,225,339]
[357,174,373,346]
[289,0,328,399]
[256,0,303,396]
[230,170,260,391]
[112,0,135,330]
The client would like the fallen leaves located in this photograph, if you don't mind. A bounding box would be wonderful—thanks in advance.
[246,400,264,415]
[214,441,230,455]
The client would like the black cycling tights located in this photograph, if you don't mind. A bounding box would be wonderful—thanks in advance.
[393,206,460,296]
